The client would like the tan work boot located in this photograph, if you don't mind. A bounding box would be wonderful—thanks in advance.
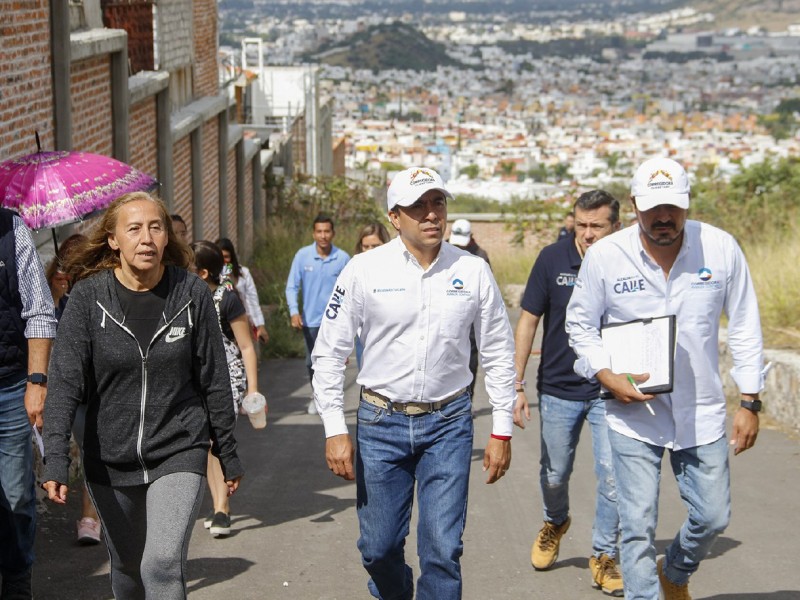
[530,517,571,570]
[589,553,624,597]
[657,557,692,600]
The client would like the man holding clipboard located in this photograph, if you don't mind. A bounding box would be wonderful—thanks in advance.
[566,157,767,600]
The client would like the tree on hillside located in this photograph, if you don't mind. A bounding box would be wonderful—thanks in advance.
[553,162,571,181]
[527,164,548,182]
[499,161,516,177]
[460,164,480,179]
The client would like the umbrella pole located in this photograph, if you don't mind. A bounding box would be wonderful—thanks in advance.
[51,228,59,255]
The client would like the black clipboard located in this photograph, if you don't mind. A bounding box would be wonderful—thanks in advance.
[599,315,677,399]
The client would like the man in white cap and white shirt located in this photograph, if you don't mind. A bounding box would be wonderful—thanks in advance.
[311,167,516,600]
[449,218,490,265]
[565,157,766,600]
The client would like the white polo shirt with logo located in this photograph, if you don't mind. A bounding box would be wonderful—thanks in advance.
[312,236,516,439]
[566,220,764,450]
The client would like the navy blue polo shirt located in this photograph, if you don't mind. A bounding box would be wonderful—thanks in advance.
[521,235,599,400]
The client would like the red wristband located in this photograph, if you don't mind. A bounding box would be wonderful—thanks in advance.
[490,434,512,441]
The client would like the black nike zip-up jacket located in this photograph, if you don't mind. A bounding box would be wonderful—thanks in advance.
[43,266,244,487]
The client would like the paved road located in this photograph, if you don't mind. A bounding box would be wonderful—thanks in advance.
[33,312,800,599]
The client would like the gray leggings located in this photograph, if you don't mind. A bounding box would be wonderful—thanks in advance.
[87,472,205,600]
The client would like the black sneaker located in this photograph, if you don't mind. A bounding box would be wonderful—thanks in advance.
[209,512,231,538]
[1,566,32,599]
[203,511,214,529]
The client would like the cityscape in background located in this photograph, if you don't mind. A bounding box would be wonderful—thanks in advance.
[219,0,800,205]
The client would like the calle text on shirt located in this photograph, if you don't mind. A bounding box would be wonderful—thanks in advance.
[613,275,646,294]
[325,285,346,320]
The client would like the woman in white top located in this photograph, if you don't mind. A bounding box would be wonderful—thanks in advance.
[216,238,269,344]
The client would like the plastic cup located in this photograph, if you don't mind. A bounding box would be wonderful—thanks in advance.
[242,393,267,429]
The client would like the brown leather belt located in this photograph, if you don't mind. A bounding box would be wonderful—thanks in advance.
[361,387,468,416]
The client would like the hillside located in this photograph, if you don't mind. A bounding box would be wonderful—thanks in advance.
[305,22,465,72]
[693,0,800,30]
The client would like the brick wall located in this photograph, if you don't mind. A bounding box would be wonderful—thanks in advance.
[243,159,254,248]
[192,0,217,98]
[156,0,192,72]
[129,98,158,179]
[172,135,192,228]
[102,0,154,73]
[242,156,255,256]
[0,0,54,159]
[200,119,220,239]
[332,137,346,176]
[70,56,113,155]
[446,220,547,259]
[225,146,238,246]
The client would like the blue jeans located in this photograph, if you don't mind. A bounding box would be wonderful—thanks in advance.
[539,394,619,558]
[302,326,320,384]
[0,377,36,577]
[609,430,730,599]
[356,391,473,600]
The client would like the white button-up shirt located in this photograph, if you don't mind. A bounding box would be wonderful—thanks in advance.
[566,220,764,450]
[312,237,516,439]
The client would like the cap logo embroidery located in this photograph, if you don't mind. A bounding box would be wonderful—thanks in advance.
[409,169,436,187]
[646,169,674,190]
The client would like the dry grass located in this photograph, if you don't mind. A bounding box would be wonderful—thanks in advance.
[490,243,541,288]
[747,236,800,349]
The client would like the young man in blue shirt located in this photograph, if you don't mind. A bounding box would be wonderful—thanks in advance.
[514,190,623,595]
[285,214,350,414]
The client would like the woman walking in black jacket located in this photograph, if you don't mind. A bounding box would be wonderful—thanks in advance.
[42,192,243,600]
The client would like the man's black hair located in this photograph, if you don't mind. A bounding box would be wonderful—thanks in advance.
[573,190,620,224]
[313,213,335,230]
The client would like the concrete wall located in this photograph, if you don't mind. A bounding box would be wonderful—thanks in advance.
[156,0,193,71]
[720,337,800,433]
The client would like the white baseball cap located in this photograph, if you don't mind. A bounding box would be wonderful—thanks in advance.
[387,167,453,211]
[449,219,472,247]
[630,157,690,212]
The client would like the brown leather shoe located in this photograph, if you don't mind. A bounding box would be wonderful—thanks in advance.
[658,557,692,600]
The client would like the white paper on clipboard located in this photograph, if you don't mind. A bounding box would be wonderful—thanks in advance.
[600,315,676,395]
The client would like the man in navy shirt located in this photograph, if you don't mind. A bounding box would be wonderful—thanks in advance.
[286,214,350,414]
[514,190,623,595]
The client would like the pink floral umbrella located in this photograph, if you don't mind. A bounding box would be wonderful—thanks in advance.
[0,142,157,231]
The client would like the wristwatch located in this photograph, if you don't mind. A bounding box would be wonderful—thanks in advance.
[27,373,47,385]
[740,399,762,412]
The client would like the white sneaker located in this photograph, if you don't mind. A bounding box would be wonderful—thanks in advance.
[307,399,318,415]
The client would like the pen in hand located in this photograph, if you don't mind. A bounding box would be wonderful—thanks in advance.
[627,374,655,416]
